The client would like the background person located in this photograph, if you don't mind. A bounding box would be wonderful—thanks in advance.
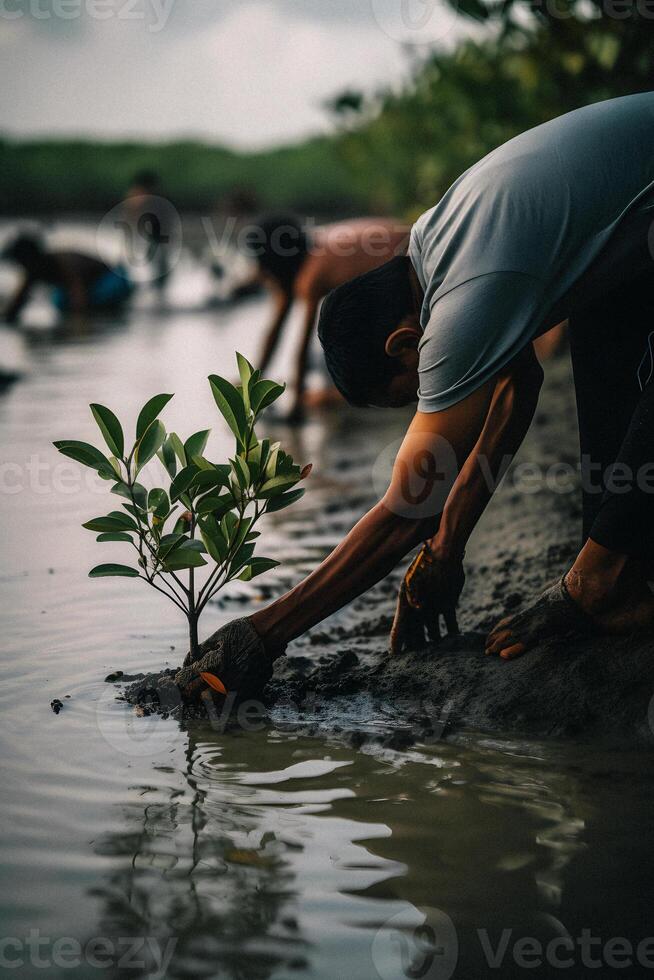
[246,214,409,421]
[2,234,133,323]
[124,170,173,294]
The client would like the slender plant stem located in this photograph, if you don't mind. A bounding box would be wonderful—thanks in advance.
[138,575,188,613]
[124,456,190,611]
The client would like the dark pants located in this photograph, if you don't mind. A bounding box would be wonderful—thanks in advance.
[568,221,654,558]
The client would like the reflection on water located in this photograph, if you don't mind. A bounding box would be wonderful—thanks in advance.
[1,274,654,979]
[80,724,654,979]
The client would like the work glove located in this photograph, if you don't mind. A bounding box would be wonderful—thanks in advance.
[390,543,465,654]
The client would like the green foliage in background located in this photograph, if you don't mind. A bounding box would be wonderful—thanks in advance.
[328,2,654,217]
[53,354,310,663]
[0,135,361,216]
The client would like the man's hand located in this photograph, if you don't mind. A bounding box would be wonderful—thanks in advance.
[390,544,465,654]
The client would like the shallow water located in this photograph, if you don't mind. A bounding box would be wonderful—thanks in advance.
[2,284,654,979]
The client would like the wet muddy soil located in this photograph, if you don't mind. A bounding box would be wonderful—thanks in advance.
[125,354,654,743]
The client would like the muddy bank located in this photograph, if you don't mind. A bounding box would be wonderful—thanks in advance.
[124,354,654,743]
[267,630,654,744]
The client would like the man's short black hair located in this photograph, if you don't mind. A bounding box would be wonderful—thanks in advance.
[318,255,414,407]
[245,213,309,290]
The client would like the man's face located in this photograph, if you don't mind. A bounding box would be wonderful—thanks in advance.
[368,319,421,408]
[368,358,420,409]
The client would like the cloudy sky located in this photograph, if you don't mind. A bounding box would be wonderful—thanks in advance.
[0,0,465,148]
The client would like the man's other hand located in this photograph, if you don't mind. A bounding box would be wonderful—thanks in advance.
[390,544,465,654]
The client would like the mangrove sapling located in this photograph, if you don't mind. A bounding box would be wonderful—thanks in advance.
[54,353,310,688]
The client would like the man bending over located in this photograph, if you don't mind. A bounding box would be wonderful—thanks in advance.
[178,94,654,696]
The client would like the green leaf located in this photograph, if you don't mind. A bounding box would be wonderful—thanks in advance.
[190,466,231,492]
[163,545,208,571]
[257,438,270,475]
[170,464,198,502]
[83,515,137,533]
[184,429,211,461]
[96,532,133,543]
[221,510,239,544]
[157,532,186,560]
[246,442,261,481]
[258,473,300,498]
[232,516,253,553]
[238,557,280,581]
[111,481,148,511]
[168,431,186,467]
[236,352,253,413]
[229,541,255,577]
[250,379,285,415]
[264,443,280,479]
[135,420,166,473]
[191,454,214,471]
[198,517,228,563]
[148,488,170,519]
[90,403,124,458]
[158,436,178,478]
[53,440,110,472]
[136,393,173,441]
[231,455,250,490]
[208,374,248,448]
[275,451,300,477]
[108,456,122,479]
[89,563,139,578]
[106,510,139,530]
[181,539,206,552]
[195,492,234,517]
[264,487,306,512]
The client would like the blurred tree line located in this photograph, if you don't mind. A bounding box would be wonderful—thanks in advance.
[1,0,653,218]
[0,135,360,217]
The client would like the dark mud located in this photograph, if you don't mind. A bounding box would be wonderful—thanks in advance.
[124,354,654,743]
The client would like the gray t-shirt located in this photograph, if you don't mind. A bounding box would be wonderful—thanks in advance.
[409,93,654,412]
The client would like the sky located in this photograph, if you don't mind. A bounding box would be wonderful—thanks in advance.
[0,0,465,148]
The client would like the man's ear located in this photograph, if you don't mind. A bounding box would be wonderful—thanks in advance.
[385,320,421,359]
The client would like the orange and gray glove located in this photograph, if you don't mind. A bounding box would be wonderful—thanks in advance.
[390,543,465,654]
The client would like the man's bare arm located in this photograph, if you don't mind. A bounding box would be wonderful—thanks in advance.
[430,344,544,560]
[388,346,544,651]
[250,379,497,653]
[258,283,293,375]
